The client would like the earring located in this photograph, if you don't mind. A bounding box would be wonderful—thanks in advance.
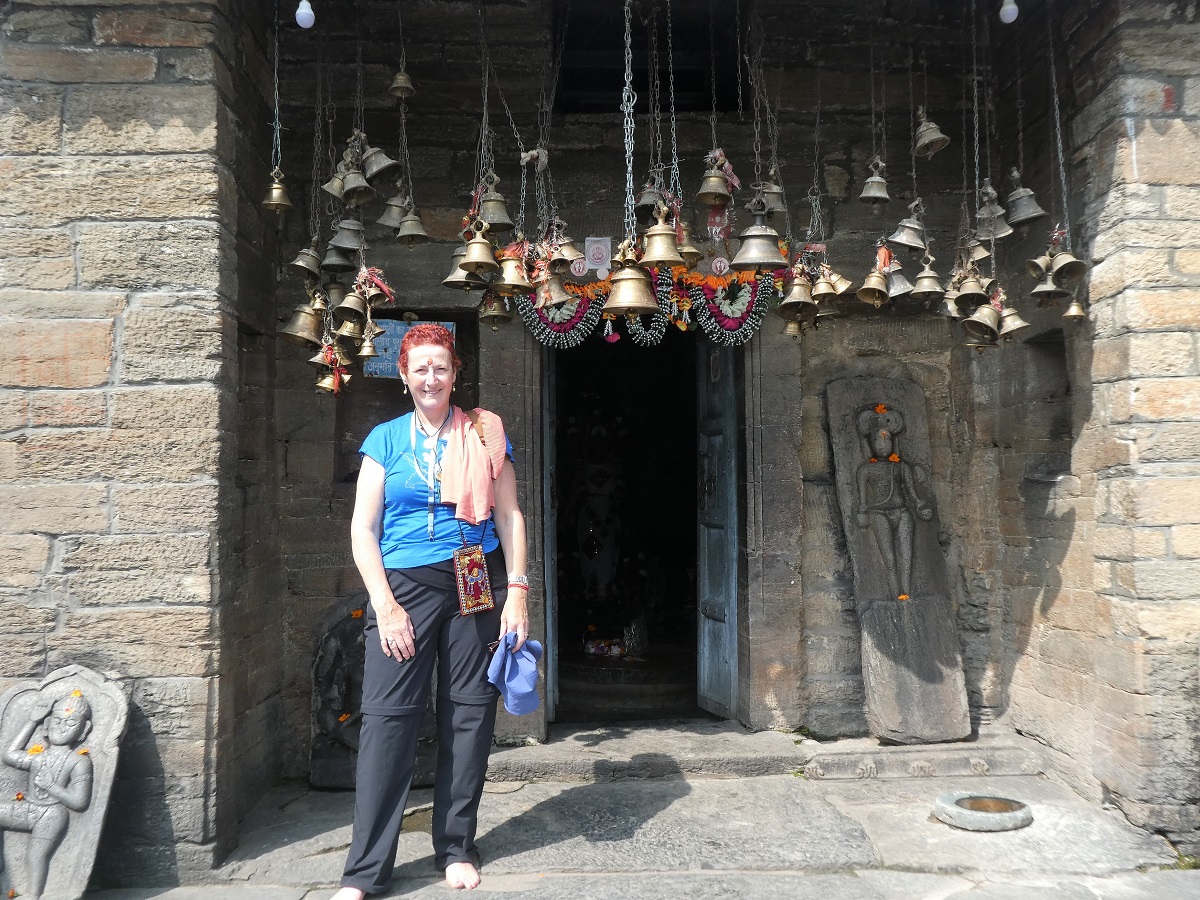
[452,383,456,392]
[402,382,408,394]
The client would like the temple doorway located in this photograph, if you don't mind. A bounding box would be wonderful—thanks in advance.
[544,328,704,723]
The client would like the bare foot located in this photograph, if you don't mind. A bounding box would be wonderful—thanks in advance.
[329,889,367,900]
[445,861,481,890]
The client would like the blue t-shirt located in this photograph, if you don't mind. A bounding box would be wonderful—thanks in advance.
[360,412,513,568]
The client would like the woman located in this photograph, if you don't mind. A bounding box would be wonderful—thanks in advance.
[332,323,529,897]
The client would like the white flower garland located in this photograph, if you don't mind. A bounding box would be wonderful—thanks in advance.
[692,272,773,346]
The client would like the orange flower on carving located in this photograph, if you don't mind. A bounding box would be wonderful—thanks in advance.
[78,748,89,756]
[71,689,82,698]
[9,887,17,897]
[27,745,44,756]
[869,457,878,463]
[898,594,910,601]
[14,793,23,802]
[888,453,901,463]
[874,403,888,414]
[350,609,364,619]
[338,713,351,723]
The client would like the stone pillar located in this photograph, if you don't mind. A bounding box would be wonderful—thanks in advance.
[0,0,282,881]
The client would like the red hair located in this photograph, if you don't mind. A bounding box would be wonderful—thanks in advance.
[398,323,461,374]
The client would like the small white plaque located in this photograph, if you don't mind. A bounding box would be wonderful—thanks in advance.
[570,257,589,278]
[584,237,611,270]
[710,256,730,276]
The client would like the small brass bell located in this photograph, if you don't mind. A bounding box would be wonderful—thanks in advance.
[1050,250,1087,287]
[937,288,962,320]
[887,216,927,254]
[321,168,346,200]
[477,172,514,234]
[443,245,488,292]
[760,171,786,215]
[1062,298,1087,320]
[332,290,369,325]
[288,243,323,279]
[956,274,988,306]
[361,144,401,183]
[340,169,374,207]
[911,257,945,302]
[331,340,358,366]
[888,269,914,299]
[460,221,500,276]
[549,233,585,274]
[829,269,855,295]
[395,208,429,247]
[321,245,357,273]
[479,292,514,332]
[966,239,990,263]
[1027,252,1051,280]
[696,166,732,206]
[493,256,534,296]
[377,199,408,229]
[782,319,804,337]
[280,304,322,348]
[307,351,329,371]
[1030,271,1071,304]
[961,303,1001,342]
[262,168,293,212]
[977,178,1006,220]
[1005,168,1047,228]
[858,157,890,211]
[324,280,348,308]
[534,273,573,309]
[315,370,339,393]
[731,200,787,272]
[975,213,1014,242]
[603,247,659,318]
[641,205,685,269]
[857,270,889,307]
[357,335,380,359]
[679,223,704,269]
[389,69,416,99]
[329,218,368,252]
[635,184,664,226]
[913,106,950,158]
[998,305,1031,339]
[334,318,365,341]
[811,271,838,303]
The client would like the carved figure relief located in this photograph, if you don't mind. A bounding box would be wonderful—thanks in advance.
[311,606,367,789]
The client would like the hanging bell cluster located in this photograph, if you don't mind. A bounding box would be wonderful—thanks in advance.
[1027,228,1088,320]
[602,240,660,319]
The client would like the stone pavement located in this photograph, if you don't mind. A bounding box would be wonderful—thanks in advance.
[85,722,1200,900]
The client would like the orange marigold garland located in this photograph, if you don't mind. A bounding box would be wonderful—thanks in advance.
[692,271,775,346]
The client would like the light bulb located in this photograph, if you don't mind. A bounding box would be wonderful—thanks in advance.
[295,0,315,28]
[999,0,1019,24]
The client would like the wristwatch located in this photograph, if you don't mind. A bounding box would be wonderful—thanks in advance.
[508,574,529,587]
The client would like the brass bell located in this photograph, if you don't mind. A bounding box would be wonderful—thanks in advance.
[479,292,514,332]
[493,255,534,296]
[858,157,890,210]
[956,274,988,306]
[361,144,401,183]
[1050,250,1087,287]
[731,202,787,272]
[549,233,585,274]
[760,172,786,215]
[961,303,1001,342]
[679,222,704,269]
[778,276,818,327]
[443,245,488,292]
[857,270,889,307]
[913,106,950,158]
[288,243,323,279]
[395,208,429,247]
[911,257,945,301]
[641,206,685,269]
[635,184,664,226]
[888,269,914,299]
[315,371,339,393]
[460,221,500,276]
[1030,271,1071,304]
[1005,168,1047,228]
[331,340,358,366]
[1062,298,1087,320]
[937,288,962,320]
[888,216,927,254]
[966,239,990,263]
[782,319,804,337]
[977,178,1006,220]
[477,172,514,234]
[324,280,348,308]
[534,272,573,309]
[829,269,855,295]
[329,218,368,252]
[262,168,293,212]
[357,335,380,359]
[332,290,368,324]
[389,69,415,99]
[334,318,365,341]
[998,305,1031,339]
[321,245,356,273]
[280,304,322,348]
[975,213,1014,242]
[377,199,407,229]
[307,351,329,371]
[340,169,374,207]
[602,249,659,318]
[696,166,732,206]
[811,271,838,303]
[321,168,346,200]
[1027,252,1051,280]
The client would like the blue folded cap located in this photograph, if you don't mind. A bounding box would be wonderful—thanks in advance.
[487,632,543,716]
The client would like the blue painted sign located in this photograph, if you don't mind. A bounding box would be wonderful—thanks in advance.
[363,320,456,378]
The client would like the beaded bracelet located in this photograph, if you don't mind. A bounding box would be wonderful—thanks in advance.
[508,583,529,592]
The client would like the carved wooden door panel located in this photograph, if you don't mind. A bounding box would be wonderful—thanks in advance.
[696,345,738,718]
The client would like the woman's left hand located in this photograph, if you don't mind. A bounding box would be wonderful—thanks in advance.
[500,590,529,651]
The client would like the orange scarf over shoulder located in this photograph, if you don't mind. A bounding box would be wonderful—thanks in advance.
[440,406,508,525]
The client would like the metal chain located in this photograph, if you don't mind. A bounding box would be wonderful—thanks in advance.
[475,2,493,190]
[971,0,980,216]
[270,0,282,172]
[665,0,682,200]
[396,4,406,70]
[735,0,743,119]
[908,49,918,199]
[981,8,993,187]
[324,66,341,223]
[491,62,527,231]
[308,38,323,239]
[646,5,662,178]
[749,52,763,184]
[708,0,718,148]
[1047,0,1073,251]
[1015,40,1025,174]
[812,61,822,193]
[868,47,877,160]
[621,0,638,241]
[879,55,887,165]
[352,6,364,137]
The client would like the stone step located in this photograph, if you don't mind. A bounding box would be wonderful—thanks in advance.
[797,730,1046,781]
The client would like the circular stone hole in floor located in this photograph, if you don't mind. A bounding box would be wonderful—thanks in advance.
[934,791,1034,832]
[956,796,1027,814]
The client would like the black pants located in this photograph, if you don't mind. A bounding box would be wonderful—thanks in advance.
[340,550,506,894]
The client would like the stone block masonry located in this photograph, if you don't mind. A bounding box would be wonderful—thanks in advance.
[0,0,284,887]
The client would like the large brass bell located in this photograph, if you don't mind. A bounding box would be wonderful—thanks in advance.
[1062,298,1087,320]
[888,268,914,299]
[377,195,408,229]
[603,246,659,317]
[913,106,950,158]
[641,205,685,269]
[288,243,323,279]
[1050,250,1087,287]
[357,335,380,359]
[956,274,988,306]
[1030,271,1071,305]
[731,201,787,272]
[937,288,962,319]
[389,69,415,99]
[361,144,401,182]
[635,184,664,226]
[329,218,368,252]
[1027,252,1051,280]
[280,304,322,348]
[460,221,500,277]
[262,168,293,212]
[887,213,927,254]
[998,305,1031,339]
[678,222,704,269]
[340,169,374,207]
[858,156,890,211]
[493,255,534,296]
[332,290,368,325]
[395,208,429,247]
[324,280,348,308]
[857,270,889,307]
[477,172,514,234]
[911,256,945,301]
[443,245,488,291]
[321,245,356,273]
[479,292,514,332]
[1005,168,1047,228]
[779,276,819,327]
[534,273,573,309]
[975,213,1014,242]
[961,303,1001,342]
[696,166,732,206]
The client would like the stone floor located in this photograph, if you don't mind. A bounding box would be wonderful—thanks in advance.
[86,722,1200,900]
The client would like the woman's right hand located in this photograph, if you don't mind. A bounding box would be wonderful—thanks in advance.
[375,600,417,661]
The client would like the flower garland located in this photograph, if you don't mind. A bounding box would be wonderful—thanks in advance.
[625,266,672,347]
[516,282,605,349]
[691,271,777,346]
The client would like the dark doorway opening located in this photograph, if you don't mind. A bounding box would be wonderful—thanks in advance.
[551,327,701,722]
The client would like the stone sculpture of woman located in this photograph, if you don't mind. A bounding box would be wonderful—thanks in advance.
[854,404,934,601]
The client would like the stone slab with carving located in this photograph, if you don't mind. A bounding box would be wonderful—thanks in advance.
[0,665,128,900]
[827,376,970,744]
